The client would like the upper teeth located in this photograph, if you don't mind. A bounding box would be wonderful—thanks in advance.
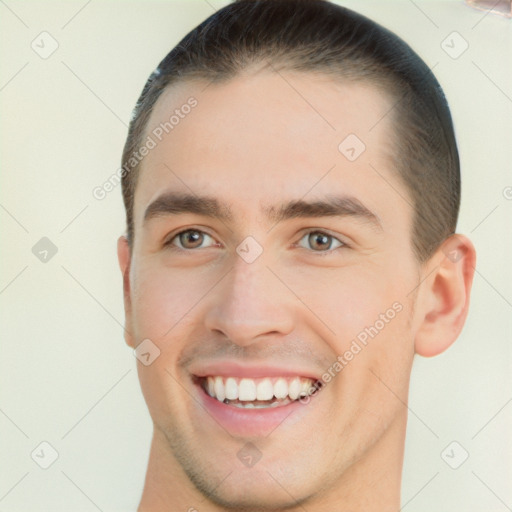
[204,376,316,402]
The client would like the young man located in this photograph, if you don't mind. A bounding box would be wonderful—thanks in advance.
[117,1,476,510]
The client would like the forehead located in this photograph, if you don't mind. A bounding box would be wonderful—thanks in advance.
[135,70,408,231]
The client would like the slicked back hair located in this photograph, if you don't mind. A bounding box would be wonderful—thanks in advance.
[121,0,460,262]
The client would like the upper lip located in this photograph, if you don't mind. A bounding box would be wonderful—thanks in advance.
[189,361,321,380]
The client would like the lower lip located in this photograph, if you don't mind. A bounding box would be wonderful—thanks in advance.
[195,381,315,437]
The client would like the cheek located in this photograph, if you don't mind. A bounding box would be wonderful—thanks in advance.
[130,261,216,339]
[330,291,415,423]
[130,263,210,422]
[325,298,415,448]
[288,262,416,409]
[288,264,411,349]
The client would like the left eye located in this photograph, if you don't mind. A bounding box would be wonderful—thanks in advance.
[297,231,344,252]
[167,229,216,250]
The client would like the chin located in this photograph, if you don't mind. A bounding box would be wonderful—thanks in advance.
[189,470,312,511]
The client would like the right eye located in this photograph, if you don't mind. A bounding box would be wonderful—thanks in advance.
[165,229,218,250]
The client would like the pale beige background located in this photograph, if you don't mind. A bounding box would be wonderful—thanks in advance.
[1,1,511,510]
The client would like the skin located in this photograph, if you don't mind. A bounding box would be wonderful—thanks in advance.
[117,69,476,511]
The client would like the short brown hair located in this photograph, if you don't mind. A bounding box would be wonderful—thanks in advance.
[121,0,460,262]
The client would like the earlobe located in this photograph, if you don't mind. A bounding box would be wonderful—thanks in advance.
[414,234,476,357]
[117,235,136,348]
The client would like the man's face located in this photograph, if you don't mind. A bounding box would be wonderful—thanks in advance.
[122,71,424,508]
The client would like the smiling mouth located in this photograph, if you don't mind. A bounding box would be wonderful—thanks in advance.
[197,375,320,409]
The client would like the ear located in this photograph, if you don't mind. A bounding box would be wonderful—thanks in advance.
[117,235,136,348]
[414,234,476,357]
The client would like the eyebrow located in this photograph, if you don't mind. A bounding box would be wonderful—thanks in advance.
[143,192,382,231]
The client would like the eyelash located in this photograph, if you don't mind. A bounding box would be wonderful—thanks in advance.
[164,228,348,254]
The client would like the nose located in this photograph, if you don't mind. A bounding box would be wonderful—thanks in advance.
[203,254,295,347]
